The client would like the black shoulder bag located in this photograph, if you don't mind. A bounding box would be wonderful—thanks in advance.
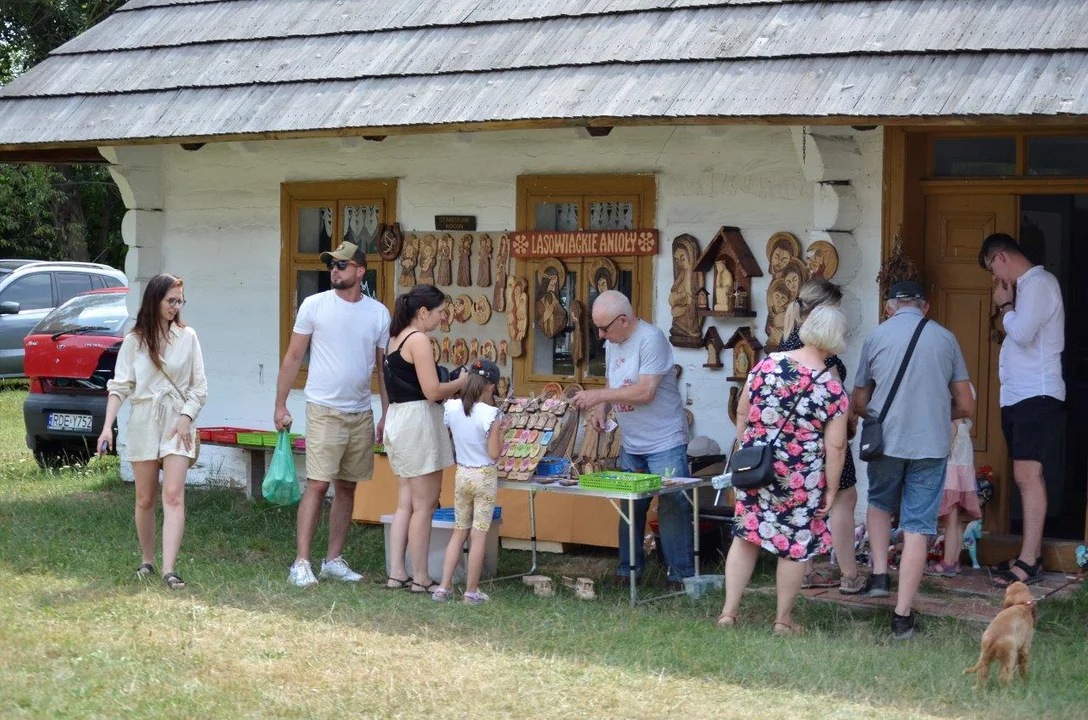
[728,367,829,490]
[858,318,928,462]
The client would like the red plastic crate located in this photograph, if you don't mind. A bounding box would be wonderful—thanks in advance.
[197,426,255,444]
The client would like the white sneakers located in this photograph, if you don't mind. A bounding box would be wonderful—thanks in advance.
[319,556,364,582]
[289,557,365,587]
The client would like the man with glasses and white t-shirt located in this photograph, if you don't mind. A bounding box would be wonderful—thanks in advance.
[572,290,694,590]
[274,241,390,587]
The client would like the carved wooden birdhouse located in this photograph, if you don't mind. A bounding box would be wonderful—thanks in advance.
[694,226,763,318]
[702,326,727,370]
[723,327,763,382]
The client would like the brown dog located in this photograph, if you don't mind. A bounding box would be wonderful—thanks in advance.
[963,581,1038,688]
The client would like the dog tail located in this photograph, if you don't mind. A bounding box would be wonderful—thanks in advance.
[963,647,992,676]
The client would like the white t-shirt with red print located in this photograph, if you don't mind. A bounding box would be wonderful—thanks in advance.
[604,319,688,455]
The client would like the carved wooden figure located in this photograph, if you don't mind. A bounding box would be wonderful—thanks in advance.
[507,276,529,357]
[723,327,763,382]
[498,339,508,365]
[399,233,419,288]
[441,337,451,363]
[477,233,493,287]
[440,296,453,333]
[430,336,441,363]
[418,234,437,285]
[454,294,473,324]
[469,339,479,361]
[457,234,473,287]
[713,258,734,311]
[481,340,497,362]
[473,295,492,325]
[497,377,510,399]
[569,299,585,367]
[702,326,726,370]
[534,258,568,339]
[452,338,469,366]
[493,234,510,311]
[436,234,454,286]
[693,227,764,319]
[668,234,704,348]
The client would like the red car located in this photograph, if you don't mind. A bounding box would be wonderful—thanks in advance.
[22,287,129,466]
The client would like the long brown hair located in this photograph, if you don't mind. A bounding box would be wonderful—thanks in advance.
[460,372,493,416]
[133,273,185,371]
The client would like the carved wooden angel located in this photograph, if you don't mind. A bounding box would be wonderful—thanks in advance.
[418,234,437,285]
[469,339,479,361]
[399,233,419,289]
[436,234,453,286]
[457,234,473,287]
[507,276,529,358]
[477,233,493,287]
[493,234,510,311]
[441,336,451,363]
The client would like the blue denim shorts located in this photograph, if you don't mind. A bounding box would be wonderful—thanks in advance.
[866,456,948,535]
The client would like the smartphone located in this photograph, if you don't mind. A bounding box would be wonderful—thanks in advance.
[99,439,110,454]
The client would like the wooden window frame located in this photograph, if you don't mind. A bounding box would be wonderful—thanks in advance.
[279,180,397,390]
[513,174,656,397]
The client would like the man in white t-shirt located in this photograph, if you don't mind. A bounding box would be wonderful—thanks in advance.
[274,241,390,588]
[572,291,694,589]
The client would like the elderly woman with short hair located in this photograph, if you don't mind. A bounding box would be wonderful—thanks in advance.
[717,304,850,634]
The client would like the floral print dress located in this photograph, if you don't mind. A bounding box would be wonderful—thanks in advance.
[733,354,848,561]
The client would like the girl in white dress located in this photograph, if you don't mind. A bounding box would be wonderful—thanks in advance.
[99,274,207,590]
[926,384,980,577]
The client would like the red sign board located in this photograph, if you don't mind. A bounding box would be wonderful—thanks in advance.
[510,230,659,258]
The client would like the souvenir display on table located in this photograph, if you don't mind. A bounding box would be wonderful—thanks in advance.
[457,234,473,287]
[473,295,492,325]
[534,258,568,339]
[571,405,621,476]
[477,233,493,287]
[480,340,497,362]
[451,338,469,366]
[399,233,419,288]
[692,226,763,321]
[453,293,473,323]
[418,233,437,285]
[378,222,402,261]
[667,234,704,348]
[436,233,454,286]
[806,239,839,280]
[507,276,529,357]
[493,234,511,312]
[496,395,572,482]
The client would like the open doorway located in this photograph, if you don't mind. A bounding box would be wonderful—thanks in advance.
[1014,195,1088,540]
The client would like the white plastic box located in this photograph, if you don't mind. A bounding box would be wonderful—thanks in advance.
[380,513,502,583]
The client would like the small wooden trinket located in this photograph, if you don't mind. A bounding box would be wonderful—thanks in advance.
[378,222,403,261]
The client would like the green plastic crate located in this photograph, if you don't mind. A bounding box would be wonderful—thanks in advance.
[236,431,267,447]
[262,432,301,447]
[578,471,661,493]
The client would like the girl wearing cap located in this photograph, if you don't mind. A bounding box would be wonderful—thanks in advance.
[383,284,467,593]
[432,359,503,605]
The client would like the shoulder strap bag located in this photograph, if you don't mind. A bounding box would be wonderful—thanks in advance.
[858,318,928,462]
[728,366,830,490]
[159,365,200,468]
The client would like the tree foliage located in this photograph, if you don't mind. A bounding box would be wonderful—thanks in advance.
[0,1,126,266]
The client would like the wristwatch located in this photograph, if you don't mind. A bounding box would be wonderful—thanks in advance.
[997,301,1013,312]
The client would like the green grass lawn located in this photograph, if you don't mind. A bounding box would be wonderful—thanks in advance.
[1,384,1086,719]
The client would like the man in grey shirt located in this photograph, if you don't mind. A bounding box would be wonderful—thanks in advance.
[853,281,975,640]
[572,291,693,590]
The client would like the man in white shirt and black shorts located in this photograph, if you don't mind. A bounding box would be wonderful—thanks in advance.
[274,241,391,587]
[980,233,1065,588]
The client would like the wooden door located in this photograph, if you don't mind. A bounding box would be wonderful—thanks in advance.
[924,193,1016,534]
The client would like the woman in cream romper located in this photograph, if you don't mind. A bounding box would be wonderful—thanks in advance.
[99,273,208,590]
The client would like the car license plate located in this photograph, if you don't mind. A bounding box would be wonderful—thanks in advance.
[46,413,93,432]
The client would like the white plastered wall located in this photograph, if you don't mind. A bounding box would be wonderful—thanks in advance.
[104,126,884,506]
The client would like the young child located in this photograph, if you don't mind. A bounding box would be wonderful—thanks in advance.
[927,384,981,577]
[433,359,503,605]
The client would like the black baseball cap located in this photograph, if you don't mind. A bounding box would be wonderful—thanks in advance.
[887,281,925,301]
[466,359,501,384]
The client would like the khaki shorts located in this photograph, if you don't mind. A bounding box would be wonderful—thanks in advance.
[305,403,375,483]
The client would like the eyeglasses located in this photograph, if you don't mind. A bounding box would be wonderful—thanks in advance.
[327,260,353,271]
[165,298,186,308]
[984,252,1001,274]
[597,314,626,334]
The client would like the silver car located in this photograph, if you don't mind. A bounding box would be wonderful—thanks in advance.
[0,261,127,378]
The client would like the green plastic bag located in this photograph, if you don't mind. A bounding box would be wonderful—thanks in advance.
[262,430,301,506]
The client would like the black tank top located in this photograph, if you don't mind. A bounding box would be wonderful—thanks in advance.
[385,330,427,403]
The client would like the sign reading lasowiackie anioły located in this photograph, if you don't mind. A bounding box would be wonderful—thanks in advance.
[510,230,659,258]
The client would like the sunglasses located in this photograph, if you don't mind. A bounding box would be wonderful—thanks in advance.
[327,260,355,271]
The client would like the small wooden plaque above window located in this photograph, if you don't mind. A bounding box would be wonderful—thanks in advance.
[510,230,659,258]
[435,215,477,231]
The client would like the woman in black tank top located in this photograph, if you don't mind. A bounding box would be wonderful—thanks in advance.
[382,285,467,592]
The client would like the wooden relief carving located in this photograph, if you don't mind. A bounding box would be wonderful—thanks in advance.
[588,257,618,295]
[766,232,802,276]
[440,294,453,333]
[724,327,763,382]
[806,240,839,280]
[418,234,437,285]
[507,276,529,357]
[473,295,492,325]
[378,223,403,261]
[728,386,740,426]
[430,336,441,363]
[440,337,451,363]
[453,294,473,324]
[569,299,585,367]
[469,339,479,362]
[668,234,704,348]
[493,234,510,311]
[457,234,473,287]
[399,233,419,288]
[765,278,792,349]
[498,339,508,365]
[436,234,454,286]
[534,258,568,339]
[713,257,734,312]
[481,340,497,362]
[702,326,726,370]
[497,377,510,399]
[451,338,469,366]
[477,233,493,287]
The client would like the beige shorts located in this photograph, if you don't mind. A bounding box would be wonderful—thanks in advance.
[384,400,453,478]
[454,465,498,532]
[125,399,197,463]
[305,403,374,483]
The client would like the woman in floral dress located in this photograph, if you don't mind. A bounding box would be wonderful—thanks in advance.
[717,305,849,634]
